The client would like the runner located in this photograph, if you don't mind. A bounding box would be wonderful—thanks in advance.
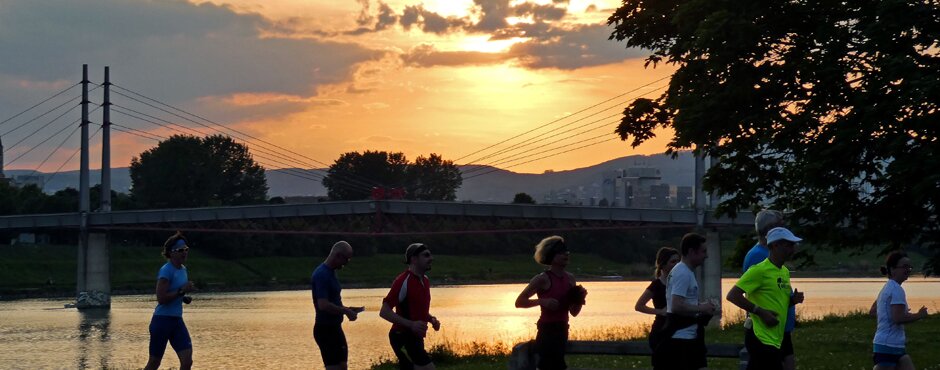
[311,241,364,370]
[634,246,680,369]
[870,251,928,370]
[143,232,196,370]
[379,243,441,370]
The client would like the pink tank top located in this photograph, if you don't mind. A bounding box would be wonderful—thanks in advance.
[537,270,571,324]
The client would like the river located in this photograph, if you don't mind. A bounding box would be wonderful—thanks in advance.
[1,278,938,369]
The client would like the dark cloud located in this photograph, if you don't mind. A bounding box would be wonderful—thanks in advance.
[356,0,373,26]
[0,0,382,109]
[507,24,649,70]
[375,2,398,31]
[400,5,468,34]
[401,44,511,67]
[513,3,567,22]
[472,0,512,32]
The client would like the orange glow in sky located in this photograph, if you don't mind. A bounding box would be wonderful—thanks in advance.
[4,0,678,174]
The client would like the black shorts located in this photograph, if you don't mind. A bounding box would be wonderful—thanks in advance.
[660,337,707,370]
[313,322,348,366]
[535,322,569,370]
[781,331,793,357]
[745,327,783,370]
[389,330,431,369]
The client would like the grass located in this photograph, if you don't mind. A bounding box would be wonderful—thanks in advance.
[370,312,940,370]
[0,244,649,296]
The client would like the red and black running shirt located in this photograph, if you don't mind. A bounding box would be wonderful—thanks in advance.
[383,270,432,337]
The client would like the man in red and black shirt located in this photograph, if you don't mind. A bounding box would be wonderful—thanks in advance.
[379,243,441,370]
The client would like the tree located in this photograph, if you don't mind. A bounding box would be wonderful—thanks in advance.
[323,151,462,201]
[609,1,940,272]
[323,151,408,200]
[407,154,462,201]
[512,192,536,204]
[129,135,268,208]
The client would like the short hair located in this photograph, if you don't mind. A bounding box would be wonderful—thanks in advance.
[161,231,188,259]
[755,209,785,238]
[654,247,680,277]
[880,251,908,277]
[534,235,565,265]
[680,233,707,256]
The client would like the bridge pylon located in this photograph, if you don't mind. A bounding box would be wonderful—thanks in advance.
[75,64,111,309]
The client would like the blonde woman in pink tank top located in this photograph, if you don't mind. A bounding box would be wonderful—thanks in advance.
[515,236,588,370]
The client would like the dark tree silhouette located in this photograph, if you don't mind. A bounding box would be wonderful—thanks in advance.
[609,0,940,273]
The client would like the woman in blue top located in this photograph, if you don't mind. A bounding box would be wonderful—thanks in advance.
[869,251,928,370]
[144,232,196,370]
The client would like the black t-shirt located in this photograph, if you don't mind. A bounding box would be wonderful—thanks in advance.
[646,278,667,332]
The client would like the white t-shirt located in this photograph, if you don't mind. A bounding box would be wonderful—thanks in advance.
[874,279,908,348]
[666,261,699,339]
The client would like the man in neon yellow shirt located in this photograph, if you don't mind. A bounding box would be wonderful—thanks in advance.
[727,227,804,370]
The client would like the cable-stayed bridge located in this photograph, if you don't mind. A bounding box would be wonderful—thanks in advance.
[0,65,740,310]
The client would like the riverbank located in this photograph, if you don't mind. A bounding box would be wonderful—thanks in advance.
[0,243,919,299]
[369,312,940,370]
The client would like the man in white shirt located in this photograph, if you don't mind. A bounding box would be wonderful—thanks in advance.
[662,233,719,370]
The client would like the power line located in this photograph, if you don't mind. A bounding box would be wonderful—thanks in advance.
[462,137,618,182]
[460,83,668,171]
[4,104,102,167]
[110,113,338,186]
[109,84,382,189]
[1,97,80,137]
[109,100,377,192]
[453,75,670,163]
[45,125,103,185]
[108,120,351,190]
[0,82,79,128]
[28,124,82,176]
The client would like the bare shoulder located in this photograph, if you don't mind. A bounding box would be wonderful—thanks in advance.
[530,272,550,288]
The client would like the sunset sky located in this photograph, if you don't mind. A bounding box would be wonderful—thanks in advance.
[0,0,677,175]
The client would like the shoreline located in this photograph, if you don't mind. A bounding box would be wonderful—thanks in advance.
[0,272,898,301]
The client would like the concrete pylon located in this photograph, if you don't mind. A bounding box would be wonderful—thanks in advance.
[76,232,111,308]
[75,64,111,309]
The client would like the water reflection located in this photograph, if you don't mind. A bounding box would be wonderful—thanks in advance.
[77,308,111,370]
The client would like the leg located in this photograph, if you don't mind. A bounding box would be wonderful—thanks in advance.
[895,354,914,370]
[145,316,169,370]
[143,356,162,370]
[389,331,415,370]
[316,323,349,370]
[177,348,193,370]
[781,332,795,370]
[168,318,193,370]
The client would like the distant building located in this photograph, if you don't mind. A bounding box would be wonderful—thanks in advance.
[674,186,693,208]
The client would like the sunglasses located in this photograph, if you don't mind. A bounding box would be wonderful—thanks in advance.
[172,247,189,254]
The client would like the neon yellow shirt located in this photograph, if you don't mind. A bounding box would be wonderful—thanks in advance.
[735,258,791,348]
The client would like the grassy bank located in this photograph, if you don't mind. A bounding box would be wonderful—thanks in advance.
[1,241,928,297]
[370,312,940,370]
[0,244,649,297]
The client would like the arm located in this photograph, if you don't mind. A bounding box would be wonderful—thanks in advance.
[155,278,192,305]
[568,274,584,317]
[380,301,427,335]
[316,298,357,319]
[869,300,878,318]
[515,274,552,309]
[726,285,778,326]
[672,294,715,316]
[635,288,663,316]
[891,304,928,324]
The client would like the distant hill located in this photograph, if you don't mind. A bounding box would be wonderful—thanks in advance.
[7,152,697,202]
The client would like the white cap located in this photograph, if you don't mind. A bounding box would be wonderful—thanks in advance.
[766,227,802,244]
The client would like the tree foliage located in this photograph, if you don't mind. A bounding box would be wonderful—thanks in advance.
[609,0,940,273]
[129,135,268,208]
[323,151,462,201]
[513,192,536,204]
